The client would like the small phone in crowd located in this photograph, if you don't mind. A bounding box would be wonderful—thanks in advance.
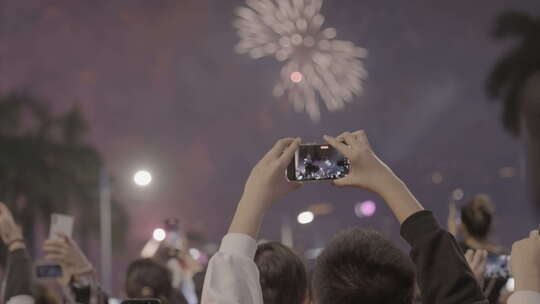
[49,213,74,239]
[485,254,511,278]
[121,300,161,304]
[287,144,350,181]
[36,213,74,279]
[163,218,184,252]
[35,263,63,279]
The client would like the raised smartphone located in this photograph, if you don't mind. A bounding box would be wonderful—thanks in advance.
[287,144,349,181]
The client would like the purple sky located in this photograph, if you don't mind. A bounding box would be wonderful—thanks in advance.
[2,0,540,293]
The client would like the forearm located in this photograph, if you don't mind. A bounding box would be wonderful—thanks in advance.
[228,197,267,239]
[401,211,487,304]
[377,177,424,224]
[201,234,263,304]
[5,246,34,301]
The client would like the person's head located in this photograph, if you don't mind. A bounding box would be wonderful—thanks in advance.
[461,194,495,240]
[33,283,61,304]
[125,258,172,303]
[254,241,308,304]
[312,228,415,304]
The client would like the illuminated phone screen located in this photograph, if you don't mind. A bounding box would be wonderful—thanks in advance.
[35,264,63,278]
[288,144,349,181]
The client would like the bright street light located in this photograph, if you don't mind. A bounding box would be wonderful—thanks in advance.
[134,170,152,186]
[297,211,314,224]
[152,228,166,241]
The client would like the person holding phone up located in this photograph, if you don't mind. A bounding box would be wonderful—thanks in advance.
[201,131,488,304]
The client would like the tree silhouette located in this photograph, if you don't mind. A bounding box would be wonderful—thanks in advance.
[487,10,540,135]
[487,10,540,209]
[0,90,127,259]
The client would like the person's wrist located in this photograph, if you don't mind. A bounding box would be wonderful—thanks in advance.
[370,171,403,196]
[238,193,273,215]
[8,239,25,252]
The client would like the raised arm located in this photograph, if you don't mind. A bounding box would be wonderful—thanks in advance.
[325,130,487,304]
[507,229,540,304]
[43,234,104,304]
[201,138,301,304]
[0,202,34,304]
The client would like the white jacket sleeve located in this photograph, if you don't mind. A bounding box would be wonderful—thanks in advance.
[201,233,263,304]
[6,295,34,304]
[508,291,540,304]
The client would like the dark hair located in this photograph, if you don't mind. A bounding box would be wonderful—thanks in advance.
[33,284,61,304]
[254,242,307,304]
[125,258,173,303]
[193,268,206,302]
[312,228,415,304]
[461,194,495,239]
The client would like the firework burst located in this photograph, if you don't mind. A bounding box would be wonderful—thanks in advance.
[234,0,368,121]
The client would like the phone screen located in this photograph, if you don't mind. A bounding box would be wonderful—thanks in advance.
[35,264,63,278]
[485,254,511,278]
[287,144,349,181]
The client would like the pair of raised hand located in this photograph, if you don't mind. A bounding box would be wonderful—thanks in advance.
[231,130,422,238]
[241,130,397,211]
[43,233,94,285]
[0,202,93,285]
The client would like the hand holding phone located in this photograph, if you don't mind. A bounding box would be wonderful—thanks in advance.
[35,263,63,279]
[323,131,398,193]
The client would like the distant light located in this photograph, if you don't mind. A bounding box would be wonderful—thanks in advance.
[134,170,152,186]
[189,248,201,260]
[304,248,324,259]
[153,228,166,241]
[290,71,303,83]
[355,200,376,217]
[499,167,516,178]
[308,203,334,215]
[297,211,314,224]
[452,188,464,201]
[431,172,443,184]
[505,277,514,292]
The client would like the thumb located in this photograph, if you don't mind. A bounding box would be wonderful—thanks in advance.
[331,176,352,187]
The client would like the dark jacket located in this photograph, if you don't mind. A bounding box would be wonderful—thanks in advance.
[401,211,488,304]
[5,248,33,302]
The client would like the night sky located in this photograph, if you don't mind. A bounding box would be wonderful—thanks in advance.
[2,0,540,293]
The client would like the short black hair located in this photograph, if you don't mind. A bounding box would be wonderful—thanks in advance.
[125,258,172,302]
[312,228,415,304]
[461,194,494,239]
[254,241,307,304]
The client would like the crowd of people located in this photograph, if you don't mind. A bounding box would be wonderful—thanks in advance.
[1,130,539,304]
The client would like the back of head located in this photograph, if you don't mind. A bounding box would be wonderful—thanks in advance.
[125,258,172,303]
[254,242,307,304]
[313,228,415,304]
[33,284,61,304]
[461,194,495,240]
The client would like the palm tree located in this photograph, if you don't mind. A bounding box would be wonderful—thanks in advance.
[0,90,127,258]
[487,10,540,210]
